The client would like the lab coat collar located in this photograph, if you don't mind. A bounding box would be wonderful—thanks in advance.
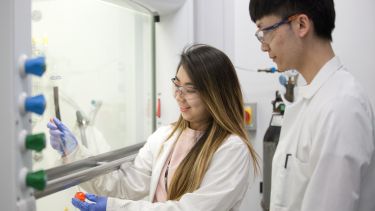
[148,130,178,200]
[298,56,343,100]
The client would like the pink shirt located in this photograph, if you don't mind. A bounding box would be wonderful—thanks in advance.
[153,127,203,202]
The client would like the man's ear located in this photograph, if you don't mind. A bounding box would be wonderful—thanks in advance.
[294,14,311,38]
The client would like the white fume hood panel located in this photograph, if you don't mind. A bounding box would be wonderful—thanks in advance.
[133,0,187,15]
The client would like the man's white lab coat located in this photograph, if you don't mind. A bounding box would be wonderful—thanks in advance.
[64,125,254,211]
[270,57,375,211]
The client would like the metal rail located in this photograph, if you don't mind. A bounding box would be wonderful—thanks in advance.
[35,142,145,199]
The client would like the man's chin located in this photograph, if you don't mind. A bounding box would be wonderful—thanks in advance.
[277,66,294,73]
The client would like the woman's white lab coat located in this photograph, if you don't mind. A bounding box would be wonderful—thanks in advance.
[64,125,254,211]
[270,57,375,211]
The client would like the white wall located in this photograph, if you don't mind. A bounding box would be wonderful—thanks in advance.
[155,0,195,126]
[332,0,375,107]
[193,0,235,59]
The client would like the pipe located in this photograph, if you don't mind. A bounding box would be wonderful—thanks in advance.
[34,142,144,199]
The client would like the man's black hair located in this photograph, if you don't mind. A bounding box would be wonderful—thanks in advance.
[249,0,335,41]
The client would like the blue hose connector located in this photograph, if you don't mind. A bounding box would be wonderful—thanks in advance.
[269,67,277,73]
[25,94,46,115]
[24,56,46,77]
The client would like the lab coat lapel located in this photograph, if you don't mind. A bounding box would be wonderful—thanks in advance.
[278,99,304,149]
[148,135,177,201]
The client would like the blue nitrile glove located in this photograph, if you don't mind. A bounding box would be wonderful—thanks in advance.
[72,193,107,211]
[47,117,78,156]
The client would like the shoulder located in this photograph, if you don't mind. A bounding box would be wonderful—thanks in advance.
[329,68,369,103]
[146,125,174,146]
[316,68,373,117]
[221,134,248,148]
[310,70,375,148]
[205,134,254,180]
[136,125,176,159]
[214,135,251,160]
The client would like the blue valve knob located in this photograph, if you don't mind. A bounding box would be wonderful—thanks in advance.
[24,94,46,115]
[24,57,46,76]
[19,55,46,77]
[279,75,287,86]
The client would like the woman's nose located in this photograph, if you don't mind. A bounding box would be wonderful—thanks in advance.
[175,90,185,102]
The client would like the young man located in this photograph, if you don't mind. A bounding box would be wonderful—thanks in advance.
[249,0,375,210]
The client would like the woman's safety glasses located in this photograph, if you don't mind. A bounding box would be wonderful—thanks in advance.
[171,77,199,100]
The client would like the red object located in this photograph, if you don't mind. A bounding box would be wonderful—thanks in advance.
[75,192,86,202]
[245,110,251,124]
[156,98,161,118]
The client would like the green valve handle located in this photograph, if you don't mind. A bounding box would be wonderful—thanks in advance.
[25,133,46,152]
[26,170,47,191]
[280,104,285,112]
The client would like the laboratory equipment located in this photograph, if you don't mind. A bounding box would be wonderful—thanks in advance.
[1,0,182,210]
[261,91,284,211]
[72,193,107,211]
[257,67,277,73]
[53,86,61,120]
[258,67,298,103]
[75,192,86,202]
[76,110,88,147]
[34,143,143,198]
[257,68,298,210]
[1,0,48,208]
[281,71,298,103]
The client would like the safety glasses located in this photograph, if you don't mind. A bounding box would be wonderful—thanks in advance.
[255,14,299,43]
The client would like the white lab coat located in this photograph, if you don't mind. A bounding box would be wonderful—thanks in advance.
[270,57,375,211]
[64,125,254,211]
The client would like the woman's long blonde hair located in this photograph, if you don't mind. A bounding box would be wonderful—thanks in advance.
[167,44,260,200]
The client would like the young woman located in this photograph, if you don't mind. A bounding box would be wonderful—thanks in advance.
[48,44,259,211]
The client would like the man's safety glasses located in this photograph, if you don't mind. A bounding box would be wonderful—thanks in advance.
[255,14,299,43]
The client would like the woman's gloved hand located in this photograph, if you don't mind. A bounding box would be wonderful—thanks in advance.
[47,117,78,156]
[72,193,107,211]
